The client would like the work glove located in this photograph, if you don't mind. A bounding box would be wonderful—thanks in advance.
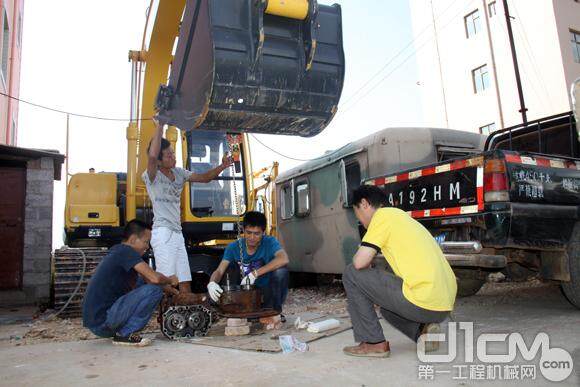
[207,281,223,302]
[240,271,258,286]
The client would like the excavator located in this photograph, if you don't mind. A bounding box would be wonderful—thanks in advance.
[54,0,345,329]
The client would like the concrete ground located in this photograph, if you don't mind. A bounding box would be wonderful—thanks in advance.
[1,282,579,386]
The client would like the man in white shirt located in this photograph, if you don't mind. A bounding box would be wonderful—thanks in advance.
[142,116,232,304]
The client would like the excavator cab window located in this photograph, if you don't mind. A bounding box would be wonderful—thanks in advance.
[186,130,246,218]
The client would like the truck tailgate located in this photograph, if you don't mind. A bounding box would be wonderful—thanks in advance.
[504,152,580,204]
[366,156,484,218]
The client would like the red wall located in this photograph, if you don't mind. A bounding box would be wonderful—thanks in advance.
[0,0,23,146]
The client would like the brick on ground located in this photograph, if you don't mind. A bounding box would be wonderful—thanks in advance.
[226,318,248,327]
[225,325,250,336]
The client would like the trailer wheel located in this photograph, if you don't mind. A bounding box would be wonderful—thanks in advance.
[454,269,487,297]
[561,223,580,309]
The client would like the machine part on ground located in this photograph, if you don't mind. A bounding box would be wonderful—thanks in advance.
[157,0,345,136]
[216,285,280,318]
[218,286,262,314]
[219,309,281,319]
[173,291,208,305]
[161,304,215,340]
[52,247,109,318]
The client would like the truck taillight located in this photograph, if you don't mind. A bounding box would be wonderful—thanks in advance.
[484,159,509,202]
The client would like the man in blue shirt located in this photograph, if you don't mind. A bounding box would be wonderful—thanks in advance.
[82,220,179,347]
[207,211,290,313]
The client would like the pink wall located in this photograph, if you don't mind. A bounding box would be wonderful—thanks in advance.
[0,0,23,146]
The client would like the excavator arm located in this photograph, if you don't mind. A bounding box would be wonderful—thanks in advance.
[127,0,345,223]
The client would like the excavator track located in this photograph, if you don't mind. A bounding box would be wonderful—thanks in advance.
[52,247,108,318]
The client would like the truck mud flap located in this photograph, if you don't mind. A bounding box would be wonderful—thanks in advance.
[157,0,345,137]
[445,253,507,269]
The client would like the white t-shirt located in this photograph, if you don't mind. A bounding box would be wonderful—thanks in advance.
[141,167,192,231]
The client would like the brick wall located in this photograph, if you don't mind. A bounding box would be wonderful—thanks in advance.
[22,156,54,304]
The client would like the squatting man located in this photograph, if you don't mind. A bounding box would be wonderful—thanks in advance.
[83,220,178,346]
[207,211,290,317]
[342,185,457,357]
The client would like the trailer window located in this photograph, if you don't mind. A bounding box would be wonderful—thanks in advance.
[280,182,294,219]
[295,181,310,216]
[437,145,479,162]
[345,162,361,207]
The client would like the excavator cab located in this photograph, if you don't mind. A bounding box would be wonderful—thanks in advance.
[156,0,345,137]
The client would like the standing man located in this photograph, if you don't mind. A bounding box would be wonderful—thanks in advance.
[83,220,179,347]
[143,117,232,304]
[207,211,290,314]
[342,185,457,357]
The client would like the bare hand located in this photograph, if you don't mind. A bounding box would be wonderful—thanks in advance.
[152,115,161,128]
[163,285,179,296]
[222,153,234,167]
[168,275,179,287]
[153,113,169,127]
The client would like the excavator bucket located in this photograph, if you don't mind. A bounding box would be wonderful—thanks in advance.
[156,0,345,137]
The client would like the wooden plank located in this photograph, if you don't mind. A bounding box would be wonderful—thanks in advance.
[171,314,352,353]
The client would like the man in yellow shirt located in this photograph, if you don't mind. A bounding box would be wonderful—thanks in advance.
[342,185,457,358]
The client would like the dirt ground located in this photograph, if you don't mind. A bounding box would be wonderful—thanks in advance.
[0,284,349,347]
[0,279,557,348]
[1,280,579,386]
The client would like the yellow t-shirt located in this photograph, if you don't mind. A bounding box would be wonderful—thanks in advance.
[361,208,457,311]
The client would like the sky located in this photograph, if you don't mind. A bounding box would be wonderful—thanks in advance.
[17,0,428,248]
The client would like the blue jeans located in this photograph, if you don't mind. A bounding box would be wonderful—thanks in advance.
[261,267,289,313]
[90,284,163,338]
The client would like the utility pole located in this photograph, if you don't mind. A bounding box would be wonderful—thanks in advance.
[430,0,449,127]
[502,0,527,125]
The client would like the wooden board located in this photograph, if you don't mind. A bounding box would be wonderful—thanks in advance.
[162,313,352,353]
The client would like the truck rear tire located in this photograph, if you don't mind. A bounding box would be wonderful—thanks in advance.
[561,224,580,309]
[454,269,487,297]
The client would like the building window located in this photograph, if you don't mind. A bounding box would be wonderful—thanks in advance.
[488,1,497,17]
[464,9,481,38]
[1,9,9,84]
[480,123,496,135]
[280,182,294,219]
[472,64,490,93]
[295,181,310,216]
[571,30,580,63]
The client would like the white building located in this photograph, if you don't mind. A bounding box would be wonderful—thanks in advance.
[410,0,580,134]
